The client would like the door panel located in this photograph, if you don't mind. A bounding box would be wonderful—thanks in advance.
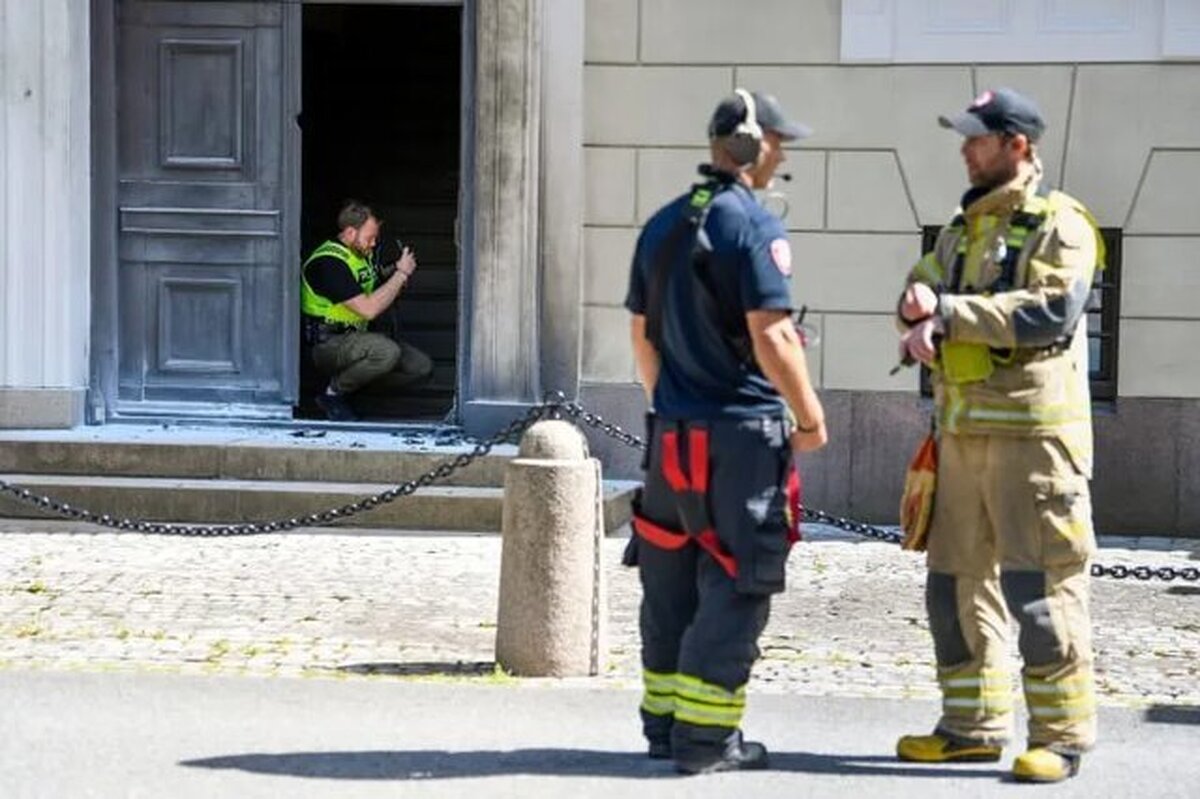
[116,0,295,411]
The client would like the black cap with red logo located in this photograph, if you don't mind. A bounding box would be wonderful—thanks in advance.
[939,87,1046,142]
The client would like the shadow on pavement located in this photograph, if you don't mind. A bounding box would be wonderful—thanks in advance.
[181,750,668,780]
[180,749,1001,781]
[771,753,1000,779]
[335,661,496,677]
[1144,704,1200,725]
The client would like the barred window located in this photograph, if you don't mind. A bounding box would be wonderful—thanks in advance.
[917,226,1121,401]
[1087,229,1122,401]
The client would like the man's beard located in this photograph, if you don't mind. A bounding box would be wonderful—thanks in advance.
[971,161,1017,190]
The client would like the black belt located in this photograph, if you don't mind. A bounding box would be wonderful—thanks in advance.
[303,317,362,344]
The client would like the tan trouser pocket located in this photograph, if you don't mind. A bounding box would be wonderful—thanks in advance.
[1033,441,1095,567]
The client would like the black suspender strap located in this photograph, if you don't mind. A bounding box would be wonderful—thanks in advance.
[946,214,967,292]
[645,216,697,351]
[644,175,760,366]
[644,181,722,351]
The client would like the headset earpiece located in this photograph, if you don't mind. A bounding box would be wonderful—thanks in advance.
[727,88,763,168]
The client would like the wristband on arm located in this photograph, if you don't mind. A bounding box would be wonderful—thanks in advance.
[785,405,821,434]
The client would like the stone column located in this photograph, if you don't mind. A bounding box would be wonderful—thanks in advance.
[462,0,585,435]
[464,0,544,423]
[0,0,92,427]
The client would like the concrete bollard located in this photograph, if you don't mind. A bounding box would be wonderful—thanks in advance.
[495,419,606,677]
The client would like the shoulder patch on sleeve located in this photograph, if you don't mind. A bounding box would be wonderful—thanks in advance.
[770,238,792,276]
[1051,206,1093,248]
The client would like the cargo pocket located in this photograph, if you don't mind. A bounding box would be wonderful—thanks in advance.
[735,448,791,596]
[1034,441,1095,568]
[741,523,787,596]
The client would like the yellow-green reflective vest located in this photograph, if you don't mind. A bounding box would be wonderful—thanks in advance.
[300,240,376,328]
[917,190,1106,387]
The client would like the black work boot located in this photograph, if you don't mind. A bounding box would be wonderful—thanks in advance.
[674,729,769,775]
[647,739,672,760]
[315,391,357,422]
[641,709,674,759]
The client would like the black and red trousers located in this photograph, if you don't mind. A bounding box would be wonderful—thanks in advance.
[625,413,801,758]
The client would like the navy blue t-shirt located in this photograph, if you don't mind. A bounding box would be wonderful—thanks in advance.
[625,180,794,419]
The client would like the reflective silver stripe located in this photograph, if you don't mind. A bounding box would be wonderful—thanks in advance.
[674,700,743,727]
[1029,703,1094,719]
[640,694,675,716]
[643,670,676,691]
[965,406,1088,425]
[641,669,677,716]
[675,675,745,706]
[1017,676,1094,691]
[943,695,1013,707]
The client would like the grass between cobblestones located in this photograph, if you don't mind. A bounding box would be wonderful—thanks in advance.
[1,529,1197,708]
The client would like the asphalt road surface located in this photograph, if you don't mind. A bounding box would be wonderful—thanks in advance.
[2,669,1196,798]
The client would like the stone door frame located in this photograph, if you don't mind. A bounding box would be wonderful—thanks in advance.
[89,0,584,429]
[459,0,584,434]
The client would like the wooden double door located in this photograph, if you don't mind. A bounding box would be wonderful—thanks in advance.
[107,0,465,421]
[113,0,300,416]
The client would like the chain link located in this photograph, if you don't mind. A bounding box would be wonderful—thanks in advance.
[0,395,1196,583]
[0,402,550,537]
[1090,563,1200,582]
[560,400,899,546]
[559,400,647,452]
[562,400,1197,583]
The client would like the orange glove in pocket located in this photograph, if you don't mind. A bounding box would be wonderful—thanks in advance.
[899,434,938,552]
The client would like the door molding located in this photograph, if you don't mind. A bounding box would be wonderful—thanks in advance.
[91,0,300,422]
[89,0,119,423]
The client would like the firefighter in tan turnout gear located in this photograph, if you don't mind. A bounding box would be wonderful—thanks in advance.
[894,88,1103,783]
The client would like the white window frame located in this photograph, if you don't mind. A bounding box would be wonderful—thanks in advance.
[842,0,1200,63]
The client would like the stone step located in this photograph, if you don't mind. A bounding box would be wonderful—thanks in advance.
[0,428,516,487]
[0,473,638,534]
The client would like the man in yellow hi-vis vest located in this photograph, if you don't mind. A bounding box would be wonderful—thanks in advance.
[301,200,432,421]
[894,88,1102,783]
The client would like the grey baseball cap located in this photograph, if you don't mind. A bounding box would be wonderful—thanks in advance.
[939,87,1046,142]
[708,90,813,141]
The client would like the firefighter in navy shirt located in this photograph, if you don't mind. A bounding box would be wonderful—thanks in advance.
[624,89,827,774]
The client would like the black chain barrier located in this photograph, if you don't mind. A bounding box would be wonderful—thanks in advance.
[0,403,548,538]
[561,401,906,546]
[0,394,1196,583]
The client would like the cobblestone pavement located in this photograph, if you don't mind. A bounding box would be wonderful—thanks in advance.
[1,521,1197,707]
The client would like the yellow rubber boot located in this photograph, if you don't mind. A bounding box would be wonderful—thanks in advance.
[896,733,1002,763]
[1012,748,1080,782]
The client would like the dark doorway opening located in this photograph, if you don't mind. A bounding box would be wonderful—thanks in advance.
[300,3,462,421]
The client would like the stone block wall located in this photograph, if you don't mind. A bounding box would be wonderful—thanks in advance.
[578,0,1200,535]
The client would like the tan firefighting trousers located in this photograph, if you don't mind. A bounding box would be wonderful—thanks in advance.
[925,432,1097,753]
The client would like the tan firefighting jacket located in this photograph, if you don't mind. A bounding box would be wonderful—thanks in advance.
[901,160,1104,475]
